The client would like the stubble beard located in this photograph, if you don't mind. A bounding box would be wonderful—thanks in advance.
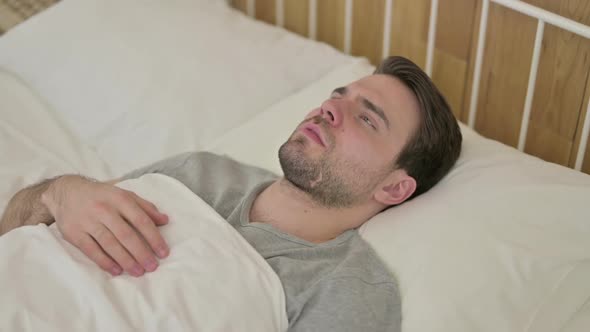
[278,119,383,209]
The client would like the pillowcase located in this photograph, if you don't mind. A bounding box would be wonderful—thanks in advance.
[361,127,590,332]
[0,0,355,175]
[207,60,590,332]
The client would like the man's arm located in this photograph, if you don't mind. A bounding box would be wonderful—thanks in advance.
[0,177,57,235]
[0,176,119,235]
[0,174,169,277]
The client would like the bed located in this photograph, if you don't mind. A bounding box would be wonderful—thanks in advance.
[0,0,589,331]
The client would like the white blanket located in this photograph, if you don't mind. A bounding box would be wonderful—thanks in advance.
[0,174,288,332]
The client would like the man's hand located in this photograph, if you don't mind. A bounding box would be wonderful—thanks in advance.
[41,175,170,277]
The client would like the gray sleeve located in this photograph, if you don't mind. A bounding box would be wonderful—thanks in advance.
[289,277,401,332]
[119,151,195,182]
[120,151,277,218]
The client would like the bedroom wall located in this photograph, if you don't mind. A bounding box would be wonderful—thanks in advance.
[232,0,590,175]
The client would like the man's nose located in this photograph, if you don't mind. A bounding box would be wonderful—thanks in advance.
[319,104,343,127]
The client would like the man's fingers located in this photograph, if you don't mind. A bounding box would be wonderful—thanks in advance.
[133,193,169,226]
[89,223,145,277]
[102,212,161,274]
[122,196,170,259]
[74,233,122,276]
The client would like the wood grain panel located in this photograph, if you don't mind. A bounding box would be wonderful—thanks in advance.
[285,0,309,37]
[432,50,469,119]
[582,85,590,174]
[351,0,385,65]
[525,33,590,165]
[522,0,588,22]
[255,0,276,25]
[388,0,430,69]
[472,4,538,147]
[523,0,590,170]
[231,0,248,13]
[317,0,346,51]
[460,0,590,173]
[431,0,478,119]
[435,0,477,60]
[252,0,590,174]
[460,0,484,124]
[570,72,590,174]
[0,0,60,35]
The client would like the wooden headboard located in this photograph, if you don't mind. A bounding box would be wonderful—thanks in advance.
[231,0,590,175]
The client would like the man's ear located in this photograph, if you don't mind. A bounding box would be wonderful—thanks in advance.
[374,170,417,206]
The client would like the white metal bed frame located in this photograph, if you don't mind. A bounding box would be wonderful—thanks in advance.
[241,0,590,171]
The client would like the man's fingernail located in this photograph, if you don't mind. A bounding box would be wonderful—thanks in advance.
[157,246,169,258]
[131,265,144,276]
[111,266,122,275]
[145,258,158,272]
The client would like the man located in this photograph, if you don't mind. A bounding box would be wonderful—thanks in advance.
[0,56,462,331]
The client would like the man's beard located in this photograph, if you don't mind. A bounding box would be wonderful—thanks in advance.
[278,118,387,208]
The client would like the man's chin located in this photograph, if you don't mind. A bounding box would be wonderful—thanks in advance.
[279,143,318,189]
[280,137,309,158]
[280,140,319,164]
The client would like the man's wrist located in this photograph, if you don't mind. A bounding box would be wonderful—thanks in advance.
[40,175,71,217]
[41,175,99,216]
[0,175,65,235]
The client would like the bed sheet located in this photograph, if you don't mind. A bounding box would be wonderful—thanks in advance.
[0,173,287,332]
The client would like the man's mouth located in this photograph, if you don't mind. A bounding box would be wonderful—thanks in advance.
[300,123,326,147]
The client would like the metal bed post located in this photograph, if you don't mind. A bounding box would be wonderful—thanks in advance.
[425,0,439,76]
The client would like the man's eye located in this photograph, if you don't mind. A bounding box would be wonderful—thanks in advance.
[360,115,376,129]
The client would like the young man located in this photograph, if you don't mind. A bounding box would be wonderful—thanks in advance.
[0,56,462,331]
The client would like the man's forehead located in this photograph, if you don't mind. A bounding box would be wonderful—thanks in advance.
[344,74,415,110]
[348,74,402,90]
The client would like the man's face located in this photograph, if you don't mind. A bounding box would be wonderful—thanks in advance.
[279,74,421,208]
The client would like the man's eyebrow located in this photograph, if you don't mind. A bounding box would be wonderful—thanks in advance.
[332,86,347,95]
[332,86,390,129]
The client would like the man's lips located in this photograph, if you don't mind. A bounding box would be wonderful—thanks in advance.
[300,122,326,147]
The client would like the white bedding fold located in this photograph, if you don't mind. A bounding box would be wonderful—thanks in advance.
[0,174,288,332]
[0,68,114,213]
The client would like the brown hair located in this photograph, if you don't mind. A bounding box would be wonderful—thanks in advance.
[375,56,462,200]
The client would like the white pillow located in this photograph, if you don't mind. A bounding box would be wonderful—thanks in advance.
[208,61,590,332]
[0,0,354,175]
[361,128,590,332]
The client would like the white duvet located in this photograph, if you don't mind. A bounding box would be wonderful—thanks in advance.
[0,174,288,332]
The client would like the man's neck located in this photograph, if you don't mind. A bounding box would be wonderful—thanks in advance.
[249,178,382,244]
